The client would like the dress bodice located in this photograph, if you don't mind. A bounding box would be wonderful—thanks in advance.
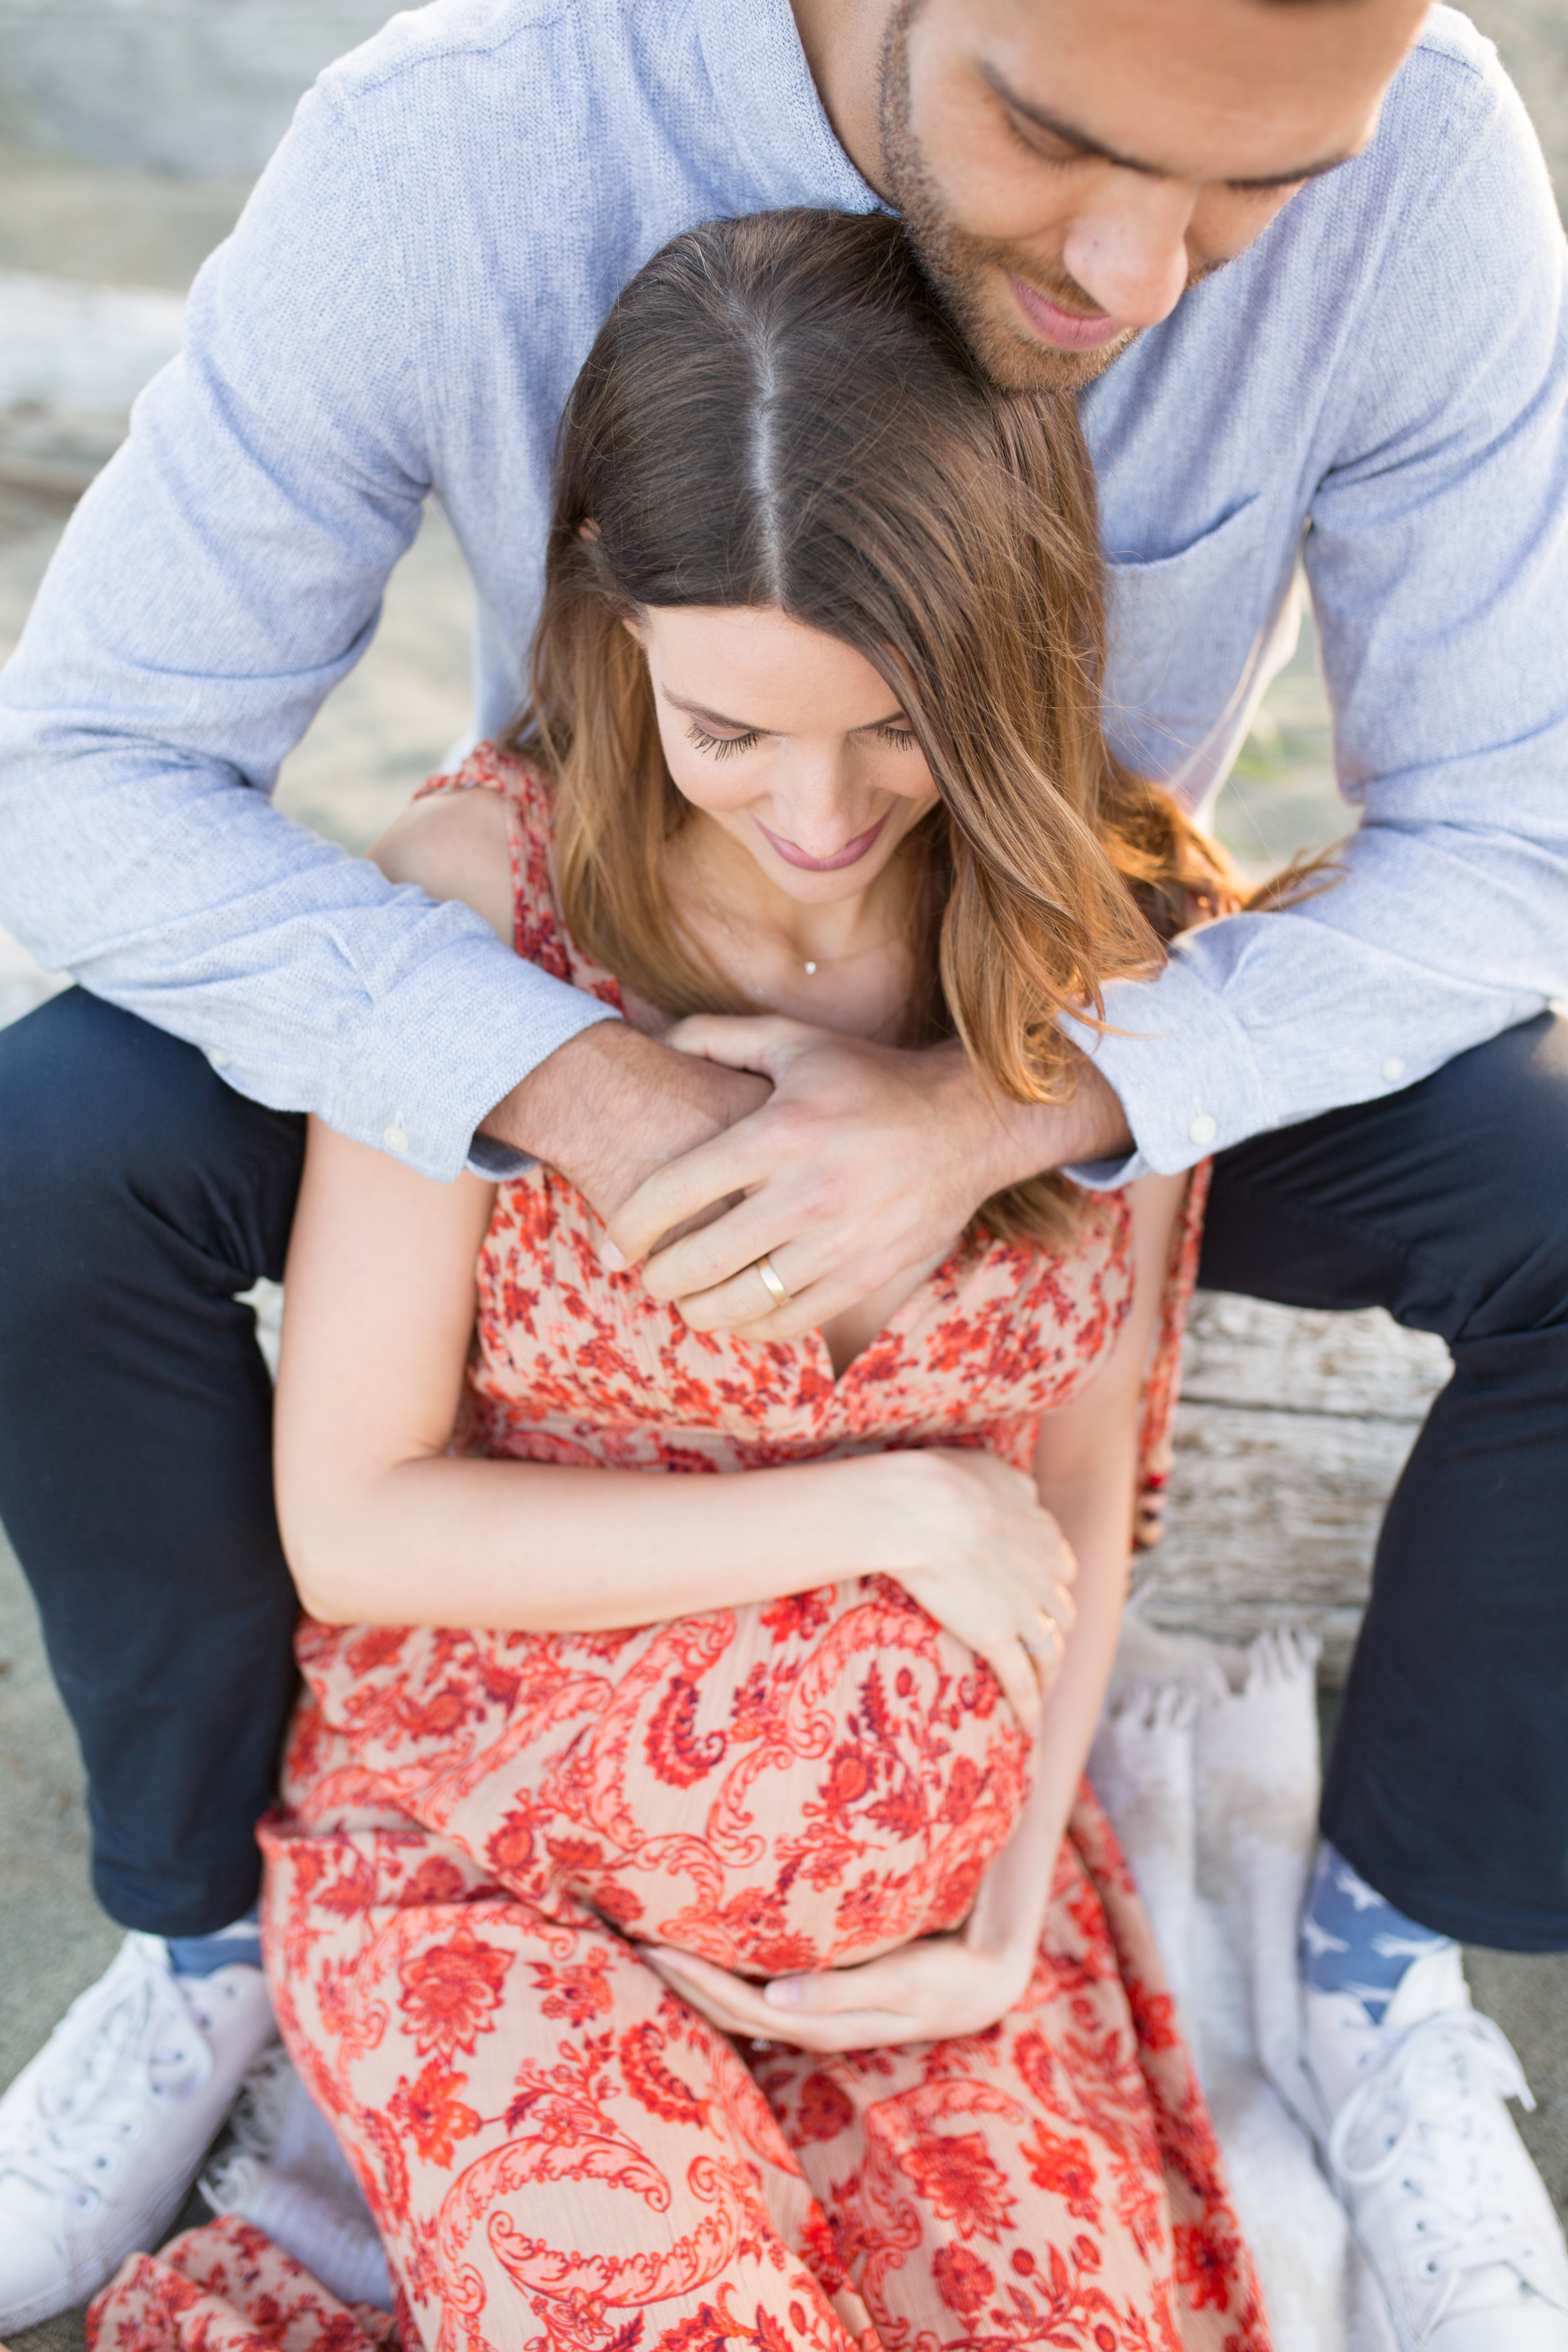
[426,746,1184,1490]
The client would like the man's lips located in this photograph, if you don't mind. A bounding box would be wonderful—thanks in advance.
[1005,272,1125,352]
[755,812,890,872]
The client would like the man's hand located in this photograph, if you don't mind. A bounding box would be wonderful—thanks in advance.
[480,1020,769,1220]
[607,1015,1133,1341]
[642,1929,1035,2053]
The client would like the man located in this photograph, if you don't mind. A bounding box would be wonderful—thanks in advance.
[0,0,1564,2340]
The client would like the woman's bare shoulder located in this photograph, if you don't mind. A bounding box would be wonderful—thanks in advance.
[369,785,514,945]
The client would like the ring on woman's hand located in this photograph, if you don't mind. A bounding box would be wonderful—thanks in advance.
[1024,1616,1065,1659]
[753,1252,792,1309]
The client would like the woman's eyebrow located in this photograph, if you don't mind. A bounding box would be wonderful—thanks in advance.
[661,689,908,734]
[662,689,770,733]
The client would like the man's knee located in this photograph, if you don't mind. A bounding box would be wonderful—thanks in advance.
[1414,1013,1568,1340]
[0,988,304,1294]
[1204,1012,1568,1338]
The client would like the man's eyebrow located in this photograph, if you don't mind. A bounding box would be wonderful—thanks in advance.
[978,62,1358,191]
[662,689,907,734]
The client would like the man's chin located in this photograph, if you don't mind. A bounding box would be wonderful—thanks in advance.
[963,301,1140,395]
[908,242,1140,393]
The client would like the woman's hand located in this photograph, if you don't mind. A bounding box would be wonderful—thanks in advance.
[867,1448,1077,1728]
[642,1929,1035,2053]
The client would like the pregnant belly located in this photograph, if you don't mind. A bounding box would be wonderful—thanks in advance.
[291,1577,1031,1975]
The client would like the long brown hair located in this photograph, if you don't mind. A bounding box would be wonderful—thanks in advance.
[507,209,1235,1241]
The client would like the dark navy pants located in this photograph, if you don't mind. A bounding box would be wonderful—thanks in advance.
[1,987,1565,1945]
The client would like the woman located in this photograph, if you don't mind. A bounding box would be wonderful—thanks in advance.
[91,211,1266,2352]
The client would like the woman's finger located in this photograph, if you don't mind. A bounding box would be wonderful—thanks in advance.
[644,1948,911,2052]
[765,1949,914,2017]
[981,1631,1042,1729]
[607,1127,778,1271]
[660,1014,819,1073]
[648,1228,818,1323]
[642,1948,778,2037]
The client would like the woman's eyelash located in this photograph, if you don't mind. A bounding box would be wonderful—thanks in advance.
[685,719,917,757]
[687,721,761,760]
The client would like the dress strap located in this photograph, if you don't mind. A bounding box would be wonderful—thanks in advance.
[413,743,623,1009]
[1133,1160,1210,1550]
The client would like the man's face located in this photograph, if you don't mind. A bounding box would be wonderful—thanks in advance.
[881,0,1429,391]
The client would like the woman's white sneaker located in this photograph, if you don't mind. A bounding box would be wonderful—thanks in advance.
[0,1931,277,2331]
[1305,1941,1568,2349]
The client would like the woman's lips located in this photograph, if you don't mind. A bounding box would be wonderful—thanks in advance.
[1005,273,1125,353]
[756,812,891,872]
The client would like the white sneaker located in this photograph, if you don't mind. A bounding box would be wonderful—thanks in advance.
[0,1931,278,2331]
[1306,1942,1568,2349]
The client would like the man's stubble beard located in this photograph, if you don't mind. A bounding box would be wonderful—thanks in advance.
[876,0,1206,396]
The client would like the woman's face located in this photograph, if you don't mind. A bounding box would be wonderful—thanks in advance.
[626,605,941,904]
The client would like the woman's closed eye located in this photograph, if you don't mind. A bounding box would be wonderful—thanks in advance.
[687,720,763,760]
[684,718,920,760]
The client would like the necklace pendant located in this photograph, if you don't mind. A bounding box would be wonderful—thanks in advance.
[803,960,818,976]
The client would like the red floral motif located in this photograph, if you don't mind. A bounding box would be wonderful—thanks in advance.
[620,2020,712,2129]
[1175,2218,1242,2312]
[397,1925,512,2058]
[891,2128,1017,2242]
[760,1590,836,1645]
[1022,2119,1103,2224]
[793,2072,856,2146]
[932,2243,995,2318]
[97,750,1259,2352]
[530,1948,616,2026]
[386,2060,481,2168]
[645,1675,728,1786]
[398,1855,470,1909]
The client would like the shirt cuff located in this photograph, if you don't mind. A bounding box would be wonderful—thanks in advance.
[319,924,623,1180]
[1058,950,1275,1179]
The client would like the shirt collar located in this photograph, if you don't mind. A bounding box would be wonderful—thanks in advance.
[693,0,883,213]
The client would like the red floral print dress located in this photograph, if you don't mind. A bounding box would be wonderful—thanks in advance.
[90,747,1264,2352]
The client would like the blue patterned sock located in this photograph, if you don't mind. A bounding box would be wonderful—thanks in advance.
[166,1903,263,1978]
[1301,1842,1453,2023]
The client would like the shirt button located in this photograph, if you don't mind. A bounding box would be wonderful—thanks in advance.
[209,1047,230,1069]
[1381,1056,1406,1083]
[1188,1113,1217,1145]
[383,1123,410,1155]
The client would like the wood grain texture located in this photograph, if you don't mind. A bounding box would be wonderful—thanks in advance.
[1140,1293,1451,1678]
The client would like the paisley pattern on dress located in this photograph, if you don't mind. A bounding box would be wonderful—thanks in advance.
[90,745,1259,2352]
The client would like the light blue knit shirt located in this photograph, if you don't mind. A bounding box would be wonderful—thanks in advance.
[1,0,1564,1183]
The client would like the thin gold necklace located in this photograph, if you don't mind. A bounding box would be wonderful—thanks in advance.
[696,887,899,985]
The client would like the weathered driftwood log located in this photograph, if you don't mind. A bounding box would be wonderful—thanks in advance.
[1138,1291,1451,1680]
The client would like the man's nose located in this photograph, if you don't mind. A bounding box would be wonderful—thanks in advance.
[1060,175,1198,329]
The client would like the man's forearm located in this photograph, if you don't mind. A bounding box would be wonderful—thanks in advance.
[482,1020,771,1215]
[972,1051,1135,1193]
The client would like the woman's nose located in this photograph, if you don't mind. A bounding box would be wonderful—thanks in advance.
[766,755,871,856]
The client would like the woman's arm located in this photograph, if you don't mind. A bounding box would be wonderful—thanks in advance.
[961,1168,1189,1966]
[277,1120,1061,1693]
[647,1170,1187,2045]
[275,792,1076,1725]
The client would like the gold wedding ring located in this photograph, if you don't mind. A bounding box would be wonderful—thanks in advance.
[1024,1603,1068,1660]
[753,1252,792,1308]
